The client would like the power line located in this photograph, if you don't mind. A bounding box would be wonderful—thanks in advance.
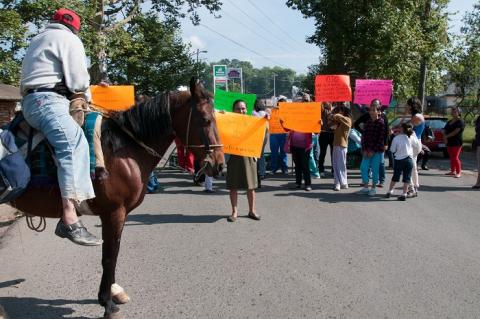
[219,8,299,56]
[199,23,292,69]
[245,0,313,52]
[224,0,302,55]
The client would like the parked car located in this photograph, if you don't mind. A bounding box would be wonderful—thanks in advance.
[390,116,449,157]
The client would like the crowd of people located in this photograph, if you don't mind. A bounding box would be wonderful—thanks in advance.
[178,93,480,221]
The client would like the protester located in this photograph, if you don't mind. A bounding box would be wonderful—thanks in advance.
[285,129,313,191]
[358,100,386,196]
[20,8,101,246]
[252,99,270,182]
[473,113,480,189]
[417,125,434,170]
[385,123,422,201]
[318,102,334,177]
[175,137,194,174]
[226,100,260,222]
[331,105,352,191]
[269,96,289,175]
[354,99,389,186]
[443,107,465,178]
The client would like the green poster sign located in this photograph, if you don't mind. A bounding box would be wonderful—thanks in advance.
[213,65,227,77]
[214,89,256,115]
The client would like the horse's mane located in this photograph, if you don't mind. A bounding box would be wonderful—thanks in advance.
[102,92,173,153]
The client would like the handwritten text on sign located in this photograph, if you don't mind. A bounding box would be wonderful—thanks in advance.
[278,102,322,133]
[314,75,352,102]
[354,79,393,106]
[216,112,267,158]
[269,108,287,134]
[90,85,135,111]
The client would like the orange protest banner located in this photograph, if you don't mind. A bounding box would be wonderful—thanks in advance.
[314,75,352,102]
[216,112,267,158]
[269,108,287,134]
[278,102,322,133]
[90,85,135,111]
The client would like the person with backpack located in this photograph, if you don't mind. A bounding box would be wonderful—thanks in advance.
[20,8,101,246]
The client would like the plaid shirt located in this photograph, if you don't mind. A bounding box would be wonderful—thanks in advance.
[361,118,386,153]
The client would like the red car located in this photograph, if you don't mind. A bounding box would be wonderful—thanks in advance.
[390,116,449,157]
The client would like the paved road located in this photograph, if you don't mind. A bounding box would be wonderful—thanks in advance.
[0,163,479,318]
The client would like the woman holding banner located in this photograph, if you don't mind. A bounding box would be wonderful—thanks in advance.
[226,99,261,222]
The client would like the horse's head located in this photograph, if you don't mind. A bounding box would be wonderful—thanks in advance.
[171,77,224,177]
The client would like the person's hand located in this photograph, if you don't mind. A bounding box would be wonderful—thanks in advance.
[98,81,110,87]
[264,113,271,120]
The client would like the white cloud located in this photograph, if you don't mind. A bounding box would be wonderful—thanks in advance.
[187,35,206,50]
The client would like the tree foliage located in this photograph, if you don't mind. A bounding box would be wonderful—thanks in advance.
[447,2,480,107]
[0,0,221,93]
[286,0,450,100]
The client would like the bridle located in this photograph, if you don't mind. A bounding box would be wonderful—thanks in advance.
[184,95,222,157]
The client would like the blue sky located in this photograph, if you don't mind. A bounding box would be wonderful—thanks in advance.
[180,0,476,75]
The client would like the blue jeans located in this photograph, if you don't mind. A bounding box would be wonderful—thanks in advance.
[22,92,95,201]
[257,132,268,177]
[379,152,386,184]
[360,152,382,186]
[147,172,160,193]
[269,133,288,173]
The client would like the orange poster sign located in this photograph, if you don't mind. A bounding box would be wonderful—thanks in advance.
[314,75,352,102]
[269,108,287,134]
[278,102,322,133]
[216,112,267,158]
[90,85,135,111]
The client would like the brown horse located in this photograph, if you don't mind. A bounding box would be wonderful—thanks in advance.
[9,78,224,319]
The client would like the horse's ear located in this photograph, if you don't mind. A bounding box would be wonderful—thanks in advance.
[190,77,200,97]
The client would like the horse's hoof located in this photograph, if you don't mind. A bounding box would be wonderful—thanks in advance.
[111,283,130,304]
[112,291,130,304]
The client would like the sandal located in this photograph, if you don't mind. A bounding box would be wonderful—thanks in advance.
[227,215,237,222]
[248,212,261,221]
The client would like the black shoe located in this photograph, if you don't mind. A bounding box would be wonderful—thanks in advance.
[422,166,429,170]
[248,212,261,220]
[55,220,102,246]
[385,192,391,198]
[398,195,406,201]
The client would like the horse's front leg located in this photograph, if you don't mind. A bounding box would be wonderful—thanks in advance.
[98,207,126,319]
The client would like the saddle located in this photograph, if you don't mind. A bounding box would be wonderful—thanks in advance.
[8,101,106,186]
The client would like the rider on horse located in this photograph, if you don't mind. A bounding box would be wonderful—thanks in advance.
[20,8,102,246]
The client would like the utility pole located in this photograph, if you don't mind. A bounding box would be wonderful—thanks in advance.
[195,49,207,77]
[418,0,432,111]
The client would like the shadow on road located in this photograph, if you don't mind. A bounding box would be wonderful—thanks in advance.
[124,213,225,225]
[0,296,98,319]
[0,278,25,289]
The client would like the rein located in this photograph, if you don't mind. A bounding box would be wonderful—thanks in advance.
[184,97,222,157]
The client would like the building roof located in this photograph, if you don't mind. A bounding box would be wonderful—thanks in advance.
[0,83,21,101]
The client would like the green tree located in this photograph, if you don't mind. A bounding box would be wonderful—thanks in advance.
[286,0,450,101]
[0,0,221,92]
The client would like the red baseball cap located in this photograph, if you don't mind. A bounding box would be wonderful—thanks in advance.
[53,8,81,33]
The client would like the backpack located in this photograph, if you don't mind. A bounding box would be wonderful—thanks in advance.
[0,128,31,203]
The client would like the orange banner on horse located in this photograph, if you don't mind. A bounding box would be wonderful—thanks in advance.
[269,108,287,134]
[314,75,352,102]
[278,102,322,133]
[90,85,135,111]
[216,112,267,158]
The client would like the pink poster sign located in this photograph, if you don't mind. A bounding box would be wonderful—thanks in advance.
[353,79,393,106]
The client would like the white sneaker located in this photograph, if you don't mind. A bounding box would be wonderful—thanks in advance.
[368,188,376,196]
[341,184,349,189]
[358,187,370,194]
[333,185,340,191]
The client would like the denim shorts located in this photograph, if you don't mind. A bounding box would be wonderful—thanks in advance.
[22,92,95,201]
[392,157,413,183]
